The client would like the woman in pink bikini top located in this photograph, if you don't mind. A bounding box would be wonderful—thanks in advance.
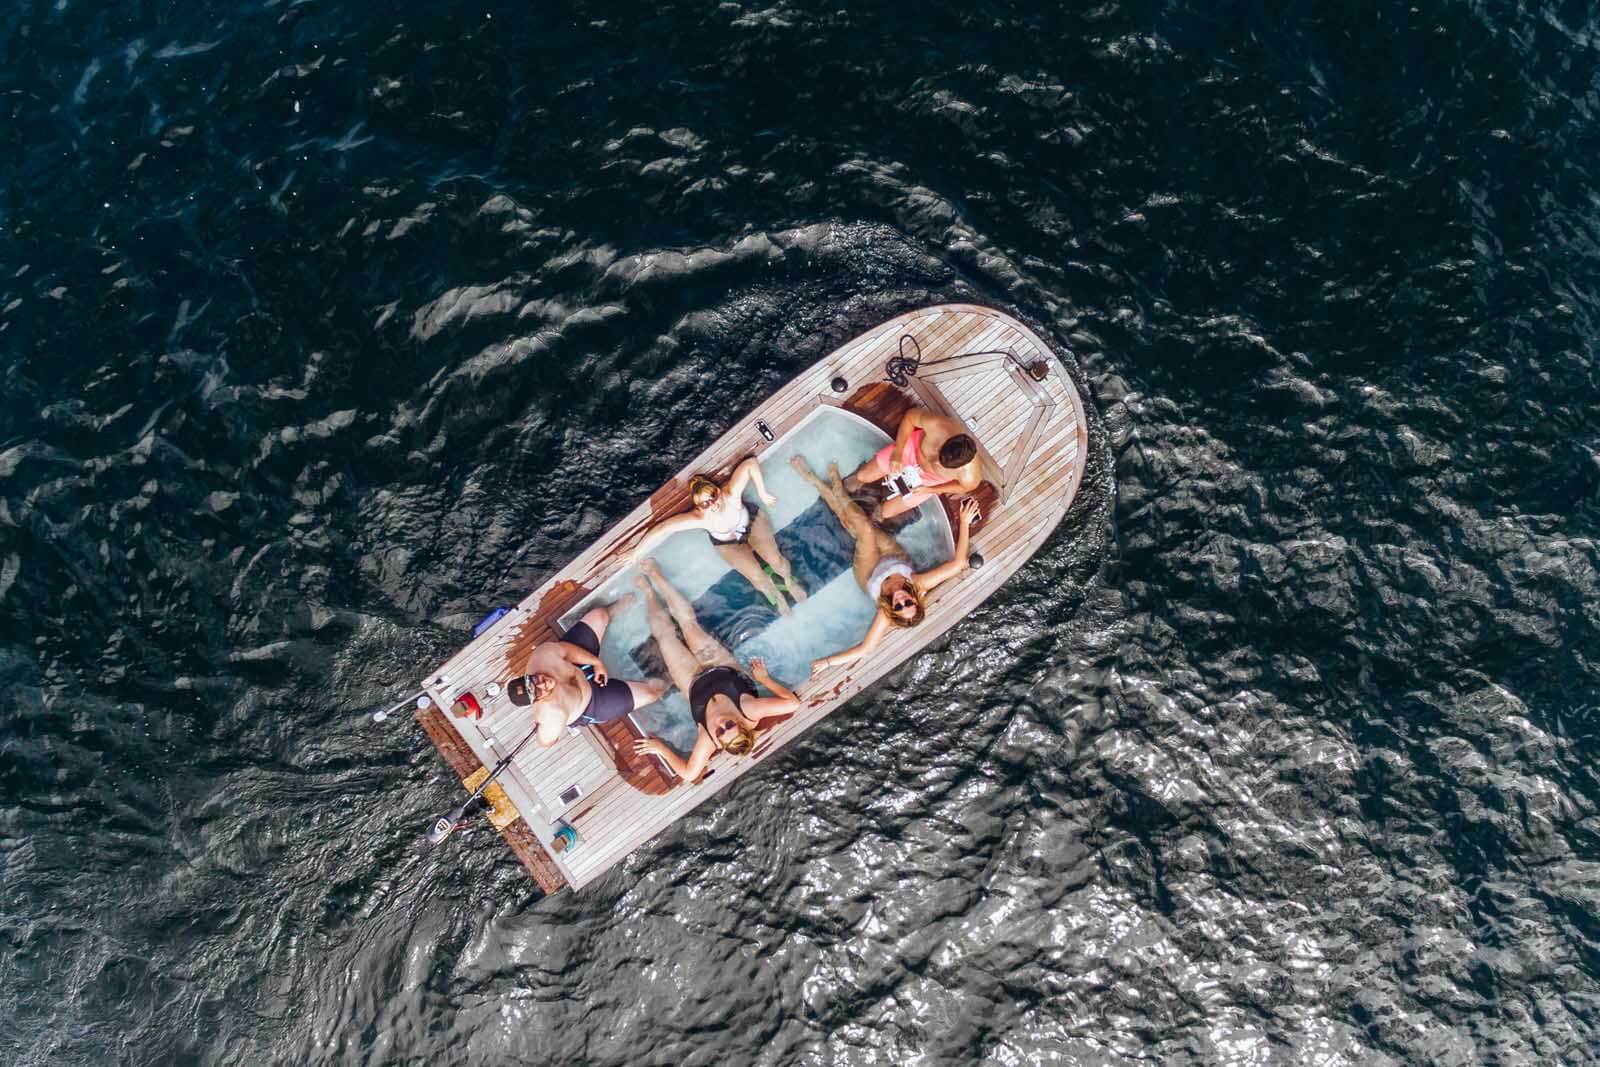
[844,407,983,519]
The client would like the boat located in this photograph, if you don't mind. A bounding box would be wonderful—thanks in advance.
[410,303,1091,892]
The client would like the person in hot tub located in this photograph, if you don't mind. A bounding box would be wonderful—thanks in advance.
[790,456,978,674]
[625,457,806,614]
[843,407,982,521]
[629,559,801,783]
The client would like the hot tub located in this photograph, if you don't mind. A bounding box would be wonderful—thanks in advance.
[562,405,955,754]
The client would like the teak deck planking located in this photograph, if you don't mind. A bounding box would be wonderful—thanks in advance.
[413,305,1089,892]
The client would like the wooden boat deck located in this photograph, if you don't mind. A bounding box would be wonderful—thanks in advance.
[414,304,1090,893]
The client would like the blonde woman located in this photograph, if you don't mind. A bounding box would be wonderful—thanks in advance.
[789,456,977,674]
[630,559,801,784]
[627,457,804,614]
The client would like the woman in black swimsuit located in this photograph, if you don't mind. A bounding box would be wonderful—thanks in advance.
[629,559,801,783]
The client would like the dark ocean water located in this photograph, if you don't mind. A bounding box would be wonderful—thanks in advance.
[4,0,1599,1063]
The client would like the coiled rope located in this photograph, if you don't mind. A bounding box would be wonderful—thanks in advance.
[883,333,1037,387]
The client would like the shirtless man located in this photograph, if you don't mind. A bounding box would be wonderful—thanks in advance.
[845,407,982,520]
[506,599,666,746]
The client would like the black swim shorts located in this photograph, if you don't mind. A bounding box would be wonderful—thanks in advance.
[562,621,636,726]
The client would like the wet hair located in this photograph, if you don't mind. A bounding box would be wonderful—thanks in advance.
[878,582,927,628]
[687,475,720,509]
[939,434,977,468]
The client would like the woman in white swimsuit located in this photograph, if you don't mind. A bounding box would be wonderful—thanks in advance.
[790,456,978,673]
[627,457,805,614]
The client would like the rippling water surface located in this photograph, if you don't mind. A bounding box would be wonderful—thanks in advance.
[4,1,1599,1063]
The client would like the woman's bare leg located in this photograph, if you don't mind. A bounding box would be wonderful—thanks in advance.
[834,462,910,563]
[635,574,702,693]
[746,511,805,603]
[713,539,789,615]
[639,559,735,666]
[793,456,904,588]
[790,456,876,540]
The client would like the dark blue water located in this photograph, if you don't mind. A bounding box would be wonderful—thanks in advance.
[4,1,1598,1063]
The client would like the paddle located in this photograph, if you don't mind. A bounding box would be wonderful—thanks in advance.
[424,728,539,845]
